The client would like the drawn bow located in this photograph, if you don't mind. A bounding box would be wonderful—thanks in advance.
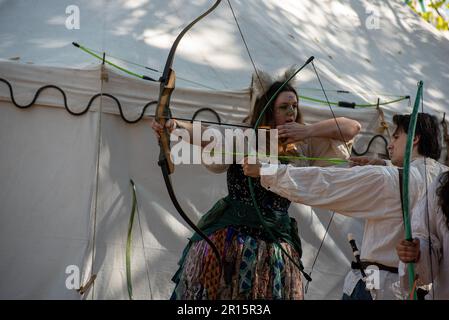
[401,81,423,300]
[154,0,223,269]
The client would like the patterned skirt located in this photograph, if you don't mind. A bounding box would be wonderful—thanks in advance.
[171,226,304,300]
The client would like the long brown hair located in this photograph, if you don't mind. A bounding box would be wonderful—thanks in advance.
[437,171,449,229]
[245,81,303,128]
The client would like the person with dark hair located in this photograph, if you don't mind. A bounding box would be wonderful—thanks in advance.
[151,67,361,300]
[396,171,449,299]
[351,113,442,167]
[243,112,448,300]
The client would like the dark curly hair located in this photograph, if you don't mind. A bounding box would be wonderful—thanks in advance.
[392,113,442,160]
[437,171,449,230]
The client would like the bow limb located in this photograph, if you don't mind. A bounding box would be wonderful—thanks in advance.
[154,0,223,271]
[402,81,423,300]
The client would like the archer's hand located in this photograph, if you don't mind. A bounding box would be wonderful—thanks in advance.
[349,156,386,167]
[242,157,262,178]
[277,122,309,144]
[151,119,176,139]
[396,239,421,263]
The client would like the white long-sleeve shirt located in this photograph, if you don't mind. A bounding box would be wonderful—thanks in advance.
[260,158,448,268]
[399,173,449,299]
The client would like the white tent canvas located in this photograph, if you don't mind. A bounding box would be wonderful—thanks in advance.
[0,0,448,299]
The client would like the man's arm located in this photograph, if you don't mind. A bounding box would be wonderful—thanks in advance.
[258,163,401,219]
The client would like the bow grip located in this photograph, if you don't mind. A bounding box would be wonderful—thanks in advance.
[156,69,176,174]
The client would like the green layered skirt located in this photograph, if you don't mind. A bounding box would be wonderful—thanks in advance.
[170,197,305,300]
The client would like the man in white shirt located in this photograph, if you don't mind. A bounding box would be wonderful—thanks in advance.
[242,113,447,299]
[396,171,449,300]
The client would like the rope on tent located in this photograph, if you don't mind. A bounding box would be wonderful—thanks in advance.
[350,98,391,157]
[76,274,97,295]
[191,107,222,124]
[351,134,389,157]
[0,76,409,121]
[0,76,367,130]
[89,56,108,299]
[0,77,160,123]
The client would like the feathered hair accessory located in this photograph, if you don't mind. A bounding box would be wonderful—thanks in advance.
[250,65,299,112]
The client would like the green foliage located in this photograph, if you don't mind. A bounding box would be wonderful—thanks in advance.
[407,0,449,31]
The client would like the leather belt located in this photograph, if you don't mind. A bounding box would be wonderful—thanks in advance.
[351,261,398,274]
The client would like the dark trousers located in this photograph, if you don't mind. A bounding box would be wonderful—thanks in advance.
[342,279,373,300]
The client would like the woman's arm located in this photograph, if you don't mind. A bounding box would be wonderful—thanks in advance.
[151,119,211,148]
[278,117,361,143]
[152,119,230,173]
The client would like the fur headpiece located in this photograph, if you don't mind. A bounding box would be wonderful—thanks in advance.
[251,65,299,101]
